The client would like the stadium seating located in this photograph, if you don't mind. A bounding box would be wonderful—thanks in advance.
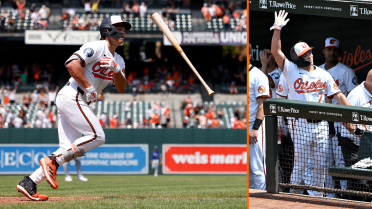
[0,9,38,31]
[182,101,246,129]
[93,100,166,128]
[205,17,246,32]
[63,12,192,32]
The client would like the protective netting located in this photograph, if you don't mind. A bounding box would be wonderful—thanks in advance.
[277,116,372,200]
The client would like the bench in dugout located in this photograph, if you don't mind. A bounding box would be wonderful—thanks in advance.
[263,99,372,199]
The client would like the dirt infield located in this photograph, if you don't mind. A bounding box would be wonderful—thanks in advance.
[249,189,372,209]
[0,196,100,204]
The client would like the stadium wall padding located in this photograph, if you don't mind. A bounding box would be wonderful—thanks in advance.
[0,128,247,145]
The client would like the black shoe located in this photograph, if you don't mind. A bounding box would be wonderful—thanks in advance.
[16,176,48,201]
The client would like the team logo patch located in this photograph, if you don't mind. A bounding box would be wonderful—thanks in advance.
[302,43,308,48]
[277,84,283,93]
[333,83,339,90]
[272,73,280,79]
[330,39,335,44]
[84,48,94,57]
[258,85,266,94]
[352,77,358,85]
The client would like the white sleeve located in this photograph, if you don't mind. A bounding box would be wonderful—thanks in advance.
[276,74,288,98]
[281,58,296,80]
[73,42,103,67]
[344,68,358,95]
[325,72,341,97]
[255,73,270,99]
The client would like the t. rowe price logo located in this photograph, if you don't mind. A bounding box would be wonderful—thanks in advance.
[162,145,247,174]
[338,45,372,72]
[350,5,358,16]
[259,0,268,9]
[270,104,277,113]
[352,112,359,122]
[268,1,296,9]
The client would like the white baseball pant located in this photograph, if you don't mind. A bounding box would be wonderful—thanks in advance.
[152,159,159,177]
[29,84,105,185]
[325,122,347,198]
[249,121,266,190]
[290,119,327,197]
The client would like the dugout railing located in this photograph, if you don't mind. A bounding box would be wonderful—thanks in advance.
[264,98,372,199]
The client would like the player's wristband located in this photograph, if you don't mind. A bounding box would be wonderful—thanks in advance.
[252,119,263,130]
[270,24,282,31]
[354,128,364,136]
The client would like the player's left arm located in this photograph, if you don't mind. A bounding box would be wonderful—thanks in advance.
[249,96,269,144]
[333,93,351,106]
[113,69,127,93]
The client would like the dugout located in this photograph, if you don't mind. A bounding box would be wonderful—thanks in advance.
[249,0,372,83]
[250,0,372,200]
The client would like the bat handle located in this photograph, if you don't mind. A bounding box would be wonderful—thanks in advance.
[180,52,214,96]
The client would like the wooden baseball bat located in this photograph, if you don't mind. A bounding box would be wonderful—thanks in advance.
[151,12,214,96]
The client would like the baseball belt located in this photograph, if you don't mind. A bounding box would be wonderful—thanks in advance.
[66,82,91,105]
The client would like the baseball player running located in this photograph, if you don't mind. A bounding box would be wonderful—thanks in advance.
[249,43,270,190]
[16,16,130,201]
[271,10,353,196]
[319,37,358,198]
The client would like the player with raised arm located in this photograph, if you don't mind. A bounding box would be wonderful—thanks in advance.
[16,16,130,201]
[270,10,354,196]
[319,37,358,198]
[249,43,270,190]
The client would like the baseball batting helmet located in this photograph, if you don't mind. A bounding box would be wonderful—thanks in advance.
[290,41,313,68]
[100,16,131,39]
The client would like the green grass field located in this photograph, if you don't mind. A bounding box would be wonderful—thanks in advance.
[0,175,247,209]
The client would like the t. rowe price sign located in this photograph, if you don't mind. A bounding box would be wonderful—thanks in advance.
[162,144,247,174]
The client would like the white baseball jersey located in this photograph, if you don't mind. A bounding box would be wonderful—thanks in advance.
[319,62,358,104]
[280,59,341,103]
[340,82,372,145]
[249,66,270,124]
[276,74,290,99]
[267,68,282,99]
[68,40,126,94]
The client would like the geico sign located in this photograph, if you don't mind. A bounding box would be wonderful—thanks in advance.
[163,144,247,174]
[2,151,48,166]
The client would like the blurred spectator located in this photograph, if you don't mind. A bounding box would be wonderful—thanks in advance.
[208,3,216,19]
[0,85,3,104]
[132,2,140,17]
[91,0,100,14]
[232,116,245,129]
[82,0,92,14]
[139,2,147,18]
[12,0,18,15]
[121,2,131,16]
[228,2,235,14]
[23,92,32,108]
[0,104,6,117]
[39,5,50,21]
[230,81,238,94]
[110,113,121,128]
[3,86,9,105]
[13,114,23,128]
[0,114,4,128]
[49,109,56,128]
[17,0,26,14]
[62,11,69,21]
[46,86,58,106]
[223,13,230,30]
[0,11,6,32]
[168,19,175,31]
[125,117,132,126]
[38,90,47,104]
[30,10,39,29]
[8,16,15,33]
[30,3,36,13]
[6,110,14,127]
[66,5,76,17]
[100,112,108,127]
[215,4,223,18]
[132,87,137,101]
[233,11,241,19]
[31,90,39,104]
[9,85,17,104]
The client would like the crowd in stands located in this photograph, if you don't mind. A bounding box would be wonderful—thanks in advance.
[62,0,183,31]
[126,62,197,95]
[180,97,246,129]
[0,85,58,128]
[0,0,50,32]
[201,1,247,31]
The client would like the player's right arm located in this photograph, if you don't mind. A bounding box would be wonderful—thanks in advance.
[65,60,92,89]
[271,10,289,70]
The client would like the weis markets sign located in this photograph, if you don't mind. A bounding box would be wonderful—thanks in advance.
[0,144,148,174]
[163,32,247,46]
[25,30,101,45]
[162,144,247,174]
